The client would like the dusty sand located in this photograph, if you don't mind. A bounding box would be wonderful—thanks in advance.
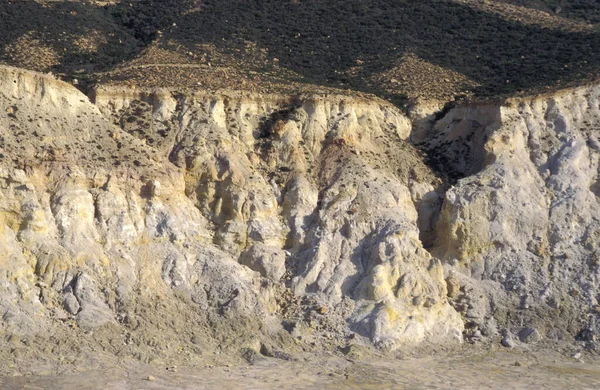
[1,349,599,389]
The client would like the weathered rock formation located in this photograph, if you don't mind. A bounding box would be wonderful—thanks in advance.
[0,64,599,368]
[420,86,600,343]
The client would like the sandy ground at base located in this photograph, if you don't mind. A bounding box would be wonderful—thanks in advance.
[1,348,599,390]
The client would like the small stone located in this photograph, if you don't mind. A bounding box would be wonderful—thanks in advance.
[242,348,259,364]
[144,179,161,198]
[518,327,542,344]
[501,335,515,348]
[569,288,579,297]
[573,352,582,360]
[146,375,156,381]
[446,274,461,298]
[63,293,80,315]
[514,361,522,367]
[6,106,17,116]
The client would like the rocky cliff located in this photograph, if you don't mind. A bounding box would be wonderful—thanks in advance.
[421,85,600,345]
[0,65,598,370]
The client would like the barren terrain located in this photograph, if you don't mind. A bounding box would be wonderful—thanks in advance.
[2,348,600,390]
[1,1,600,389]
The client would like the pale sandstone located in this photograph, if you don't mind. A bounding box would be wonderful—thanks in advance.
[1,64,599,364]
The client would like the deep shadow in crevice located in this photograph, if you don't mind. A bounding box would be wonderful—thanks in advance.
[254,104,301,139]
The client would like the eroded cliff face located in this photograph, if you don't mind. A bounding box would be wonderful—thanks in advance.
[0,66,464,369]
[95,83,464,348]
[421,86,600,343]
[1,64,599,369]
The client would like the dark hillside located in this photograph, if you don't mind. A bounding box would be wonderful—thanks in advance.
[0,0,598,104]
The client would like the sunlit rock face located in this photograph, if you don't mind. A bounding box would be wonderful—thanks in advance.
[425,85,600,341]
[93,83,464,348]
[0,65,462,359]
[2,63,599,361]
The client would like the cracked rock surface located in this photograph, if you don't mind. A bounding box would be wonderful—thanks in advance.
[0,61,599,372]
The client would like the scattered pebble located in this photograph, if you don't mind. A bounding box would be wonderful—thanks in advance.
[501,335,515,349]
